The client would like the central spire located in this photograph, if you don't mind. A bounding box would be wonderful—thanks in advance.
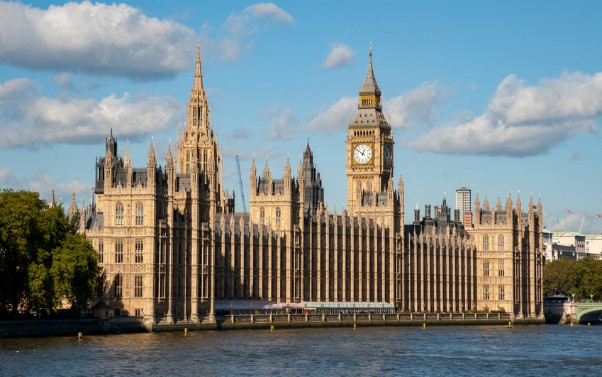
[193,41,203,94]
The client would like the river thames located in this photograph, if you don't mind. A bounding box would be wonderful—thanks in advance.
[1,325,601,376]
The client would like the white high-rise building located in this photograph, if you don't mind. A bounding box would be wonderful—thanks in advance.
[456,187,471,227]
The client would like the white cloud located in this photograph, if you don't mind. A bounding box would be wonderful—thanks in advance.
[259,105,298,140]
[385,81,450,128]
[224,2,294,36]
[322,43,355,69]
[409,71,601,157]
[207,2,293,61]
[489,72,602,124]
[0,1,196,79]
[0,78,181,149]
[304,97,357,133]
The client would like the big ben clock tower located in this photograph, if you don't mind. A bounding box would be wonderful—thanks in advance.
[346,45,397,221]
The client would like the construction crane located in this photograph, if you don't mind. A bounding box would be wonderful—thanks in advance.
[235,155,247,212]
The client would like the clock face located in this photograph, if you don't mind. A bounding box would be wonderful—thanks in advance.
[354,144,372,164]
[384,144,392,165]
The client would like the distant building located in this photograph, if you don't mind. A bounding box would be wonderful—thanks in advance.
[543,231,601,262]
[455,187,471,228]
[585,235,602,258]
[553,232,587,259]
[542,230,560,262]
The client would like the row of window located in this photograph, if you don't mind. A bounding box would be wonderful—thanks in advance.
[113,274,144,298]
[259,207,281,227]
[115,202,144,226]
[482,260,505,277]
[482,285,505,301]
[482,235,505,251]
[97,240,144,264]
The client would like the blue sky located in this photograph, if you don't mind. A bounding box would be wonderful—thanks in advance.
[1,1,601,233]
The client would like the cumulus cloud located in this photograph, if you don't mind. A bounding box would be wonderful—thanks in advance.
[259,105,298,140]
[0,1,196,79]
[0,78,181,149]
[385,81,450,128]
[409,71,602,157]
[203,2,293,61]
[322,43,355,69]
[224,2,294,35]
[304,97,357,133]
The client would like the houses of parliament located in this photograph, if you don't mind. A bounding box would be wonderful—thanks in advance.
[77,45,544,327]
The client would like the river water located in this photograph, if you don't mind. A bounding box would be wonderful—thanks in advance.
[1,325,601,376]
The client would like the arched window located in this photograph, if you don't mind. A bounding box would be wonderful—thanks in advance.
[115,241,123,263]
[186,151,190,173]
[98,241,104,263]
[193,106,199,126]
[483,235,489,251]
[260,208,265,224]
[498,235,504,251]
[276,207,281,228]
[482,285,489,300]
[134,275,143,297]
[114,274,122,298]
[498,285,505,300]
[115,202,124,225]
[135,240,143,263]
[135,202,144,225]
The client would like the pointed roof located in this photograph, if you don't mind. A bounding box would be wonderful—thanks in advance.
[284,158,291,176]
[193,41,203,94]
[147,140,156,167]
[360,43,380,95]
[67,191,78,218]
[124,142,131,167]
[349,44,389,128]
[263,159,271,177]
[250,157,257,174]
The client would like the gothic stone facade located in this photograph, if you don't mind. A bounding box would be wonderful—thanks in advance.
[80,45,544,326]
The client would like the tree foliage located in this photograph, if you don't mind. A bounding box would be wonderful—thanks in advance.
[544,257,602,300]
[0,189,99,317]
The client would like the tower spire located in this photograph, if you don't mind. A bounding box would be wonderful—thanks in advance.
[360,42,381,99]
[194,41,203,93]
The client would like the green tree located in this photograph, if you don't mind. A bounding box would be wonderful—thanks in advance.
[0,190,47,316]
[51,233,99,309]
[0,188,100,317]
[543,258,580,297]
[574,257,602,301]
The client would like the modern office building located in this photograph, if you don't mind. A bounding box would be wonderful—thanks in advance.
[456,187,472,228]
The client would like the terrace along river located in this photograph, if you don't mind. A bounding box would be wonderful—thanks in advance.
[1,325,601,376]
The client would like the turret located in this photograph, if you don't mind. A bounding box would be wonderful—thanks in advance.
[250,157,257,194]
[284,158,291,190]
[474,195,481,224]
